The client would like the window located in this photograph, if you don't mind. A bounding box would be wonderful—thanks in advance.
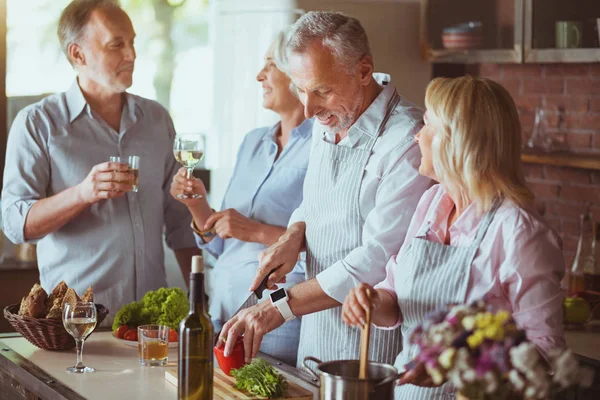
[6,0,212,140]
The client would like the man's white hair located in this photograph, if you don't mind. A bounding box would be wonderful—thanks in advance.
[286,11,372,74]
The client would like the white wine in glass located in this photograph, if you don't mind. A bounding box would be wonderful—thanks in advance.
[174,135,204,199]
[63,302,97,373]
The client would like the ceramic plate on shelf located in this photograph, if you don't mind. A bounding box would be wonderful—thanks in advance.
[111,332,178,348]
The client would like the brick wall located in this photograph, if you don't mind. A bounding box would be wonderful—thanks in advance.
[473,63,600,267]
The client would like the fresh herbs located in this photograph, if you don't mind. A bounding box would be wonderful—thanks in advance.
[230,358,288,398]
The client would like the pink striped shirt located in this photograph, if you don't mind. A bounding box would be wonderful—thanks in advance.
[375,184,566,353]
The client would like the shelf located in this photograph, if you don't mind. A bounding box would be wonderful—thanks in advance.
[524,48,600,63]
[424,48,522,64]
[521,151,600,170]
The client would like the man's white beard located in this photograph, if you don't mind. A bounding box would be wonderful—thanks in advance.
[322,88,365,136]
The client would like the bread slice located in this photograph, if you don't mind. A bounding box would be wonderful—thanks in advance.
[81,287,93,303]
[46,281,68,312]
[26,284,48,318]
[18,297,28,316]
[61,288,81,310]
[45,299,63,319]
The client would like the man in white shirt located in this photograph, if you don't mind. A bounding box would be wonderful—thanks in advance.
[218,11,432,366]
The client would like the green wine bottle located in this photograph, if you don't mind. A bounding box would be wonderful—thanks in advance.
[178,255,214,399]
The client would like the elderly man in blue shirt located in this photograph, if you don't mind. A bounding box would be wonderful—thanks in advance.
[1,0,198,324]
[170,30,311,366]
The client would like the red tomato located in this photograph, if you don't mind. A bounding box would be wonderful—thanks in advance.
[123,328,138,341]
[115,325,129,339]
[168,329,178,343]
[213,336,245,376]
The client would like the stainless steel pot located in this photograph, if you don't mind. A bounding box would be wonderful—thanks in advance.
[303,356,401,400]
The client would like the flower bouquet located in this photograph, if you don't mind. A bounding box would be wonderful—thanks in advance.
[409,300,594,400]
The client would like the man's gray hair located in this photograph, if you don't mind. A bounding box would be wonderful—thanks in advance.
[286,11,372,74]
[58,0,123,65]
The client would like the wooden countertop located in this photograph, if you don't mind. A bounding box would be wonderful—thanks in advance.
[0,332,318,400]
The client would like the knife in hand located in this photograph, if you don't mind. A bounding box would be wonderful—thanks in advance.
[253,270,274,300]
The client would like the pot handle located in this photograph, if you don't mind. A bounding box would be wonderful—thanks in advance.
[302,356,322,383]
[373,372,404,389]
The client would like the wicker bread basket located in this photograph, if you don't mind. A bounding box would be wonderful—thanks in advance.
[3,304,109,351]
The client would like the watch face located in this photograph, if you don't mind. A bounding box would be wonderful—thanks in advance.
[270,288,286,302]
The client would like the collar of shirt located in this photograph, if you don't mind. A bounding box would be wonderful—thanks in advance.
[261,117,313,144]
[322,72,395,147]
[425,187,485,245]
[65,80,143,133]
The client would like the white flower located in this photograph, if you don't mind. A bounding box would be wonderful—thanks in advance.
[462,368,477,383]
[462,316,477,330]
[438,348,456,369]
[455,348,471,370]
[524,385,537,398]
[448,369,465,389]
[483,371,498,394]
[510,342,540,374]
[552,350,580,388]
[425,364,445,385]
[447,305,473,320]
[509,370,526,391]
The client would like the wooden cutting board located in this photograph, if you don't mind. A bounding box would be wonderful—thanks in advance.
[165,365,313,399]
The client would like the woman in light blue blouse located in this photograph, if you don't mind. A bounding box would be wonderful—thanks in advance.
[170,31,312,365]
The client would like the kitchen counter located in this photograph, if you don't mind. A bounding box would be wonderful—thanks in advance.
[0,331,318,400]
[565,329,600,365]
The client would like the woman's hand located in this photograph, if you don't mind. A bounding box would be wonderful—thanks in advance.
[170,167,207,205]
[397,360,442,387]
[341,283,382,327]
[204,209,260,242]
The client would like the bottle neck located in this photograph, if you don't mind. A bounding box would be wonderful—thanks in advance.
[189,272,205,314]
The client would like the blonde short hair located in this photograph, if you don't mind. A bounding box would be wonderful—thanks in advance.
[425,76,534,214]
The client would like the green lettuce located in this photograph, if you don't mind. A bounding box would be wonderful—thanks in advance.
[112,287,189,331]
[231,358,287,398]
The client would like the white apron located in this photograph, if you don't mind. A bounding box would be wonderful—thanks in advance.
[393,198,502,399]
[296,91,404,368]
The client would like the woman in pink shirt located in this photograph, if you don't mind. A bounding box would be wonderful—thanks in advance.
[341,76,565,399]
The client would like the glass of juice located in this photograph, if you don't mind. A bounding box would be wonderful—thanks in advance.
[109,155,140,192]
[138,324,169,366]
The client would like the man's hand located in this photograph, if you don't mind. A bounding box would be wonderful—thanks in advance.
[203,209,260,242]
[170,167,207,205]
[76,161,133,204]
[218,301,285,363]
[250,223,305,292]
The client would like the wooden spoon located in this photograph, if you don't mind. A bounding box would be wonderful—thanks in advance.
[359,289,372,380]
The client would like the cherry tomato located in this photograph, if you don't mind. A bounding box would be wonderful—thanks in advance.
[123,328,138,341]
[115,325,129,339]
[168,329,178,343]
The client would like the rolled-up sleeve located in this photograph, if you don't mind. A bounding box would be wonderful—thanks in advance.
[162,115,197,250]
[194,233,224,259]
[316,143,431,303]
[1,109,50,244]
[501,222,566,355]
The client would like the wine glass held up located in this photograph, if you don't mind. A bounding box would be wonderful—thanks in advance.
[62,301,97,374]
[174,135,204,200]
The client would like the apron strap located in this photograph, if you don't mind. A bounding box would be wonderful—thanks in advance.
[471,196,503,248]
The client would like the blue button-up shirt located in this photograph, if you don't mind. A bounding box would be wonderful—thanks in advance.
[1,81,196,322]
[199,118,313,332]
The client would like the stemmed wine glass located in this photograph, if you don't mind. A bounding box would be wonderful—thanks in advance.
[173,134,205,199]
[62,301,97,373]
